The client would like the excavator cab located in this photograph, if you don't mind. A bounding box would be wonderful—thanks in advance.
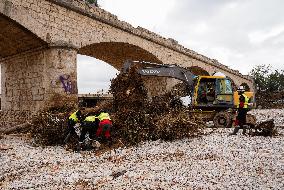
[193,76,234,110]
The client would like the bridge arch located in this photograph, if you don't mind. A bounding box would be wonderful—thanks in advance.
[0,13,47,58]
[187,66,210,76]
[79,42,162,70]
[78,42,165,97]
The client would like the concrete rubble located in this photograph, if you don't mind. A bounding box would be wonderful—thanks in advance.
[0,109,283,189]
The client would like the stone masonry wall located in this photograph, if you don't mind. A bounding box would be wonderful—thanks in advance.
[0,50,45,129]
[43,47,78,108]
[1,50,46,111]
[0,47,78,128]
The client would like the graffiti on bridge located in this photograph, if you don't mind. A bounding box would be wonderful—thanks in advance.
[59,74,77,94]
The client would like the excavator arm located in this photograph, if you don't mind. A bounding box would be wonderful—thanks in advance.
[122,60,196,88]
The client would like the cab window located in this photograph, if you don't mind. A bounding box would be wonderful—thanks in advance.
[216,79,233,94]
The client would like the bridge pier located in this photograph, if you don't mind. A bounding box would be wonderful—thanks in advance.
[0,47,78,128]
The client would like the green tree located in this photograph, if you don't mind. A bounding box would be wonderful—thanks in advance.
[249,64,284,92]
[249,64,271,91]
[268,70,282,91]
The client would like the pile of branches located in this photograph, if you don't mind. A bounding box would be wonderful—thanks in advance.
[110,66,148,112]
[27,66,204,147]
[0,94,77,146]
[26,93,79,146]
[110,66,205,146]
[29,108,72,146]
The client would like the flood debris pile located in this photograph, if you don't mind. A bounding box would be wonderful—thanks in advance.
[19,65,279,147]
[110,67,205,146]
[26,93,77,146]
[27,67,204,147]
[153,109,204,141]
[170,82,190,97]
[110,67,148,112]
[29,109,70,146]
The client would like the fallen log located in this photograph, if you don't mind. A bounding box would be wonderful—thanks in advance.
[0,122,32,135]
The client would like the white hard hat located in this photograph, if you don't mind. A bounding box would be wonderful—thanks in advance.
[213,72,226,77]
[237,86,245,92]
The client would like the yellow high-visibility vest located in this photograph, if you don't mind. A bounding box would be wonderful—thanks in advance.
[237,94,249,108]
[84,116,97,122]
[98,112,111,121]
[69,110,79,122]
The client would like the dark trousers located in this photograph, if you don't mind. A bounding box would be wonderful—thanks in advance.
[64,119,78,144]
[79,121,98,142]
[67,119,76,134]
[231,108,248,135]
[237,108,248,126]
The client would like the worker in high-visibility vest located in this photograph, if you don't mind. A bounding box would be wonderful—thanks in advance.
[229,86,250,135]
[96,110,113,143]
[68,110,82,128]
[64,109,84,145]
[77,115,99,150]
[67,110,82,134]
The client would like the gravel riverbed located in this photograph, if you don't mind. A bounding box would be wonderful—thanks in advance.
[1,109,284,189]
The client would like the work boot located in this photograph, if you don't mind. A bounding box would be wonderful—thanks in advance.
[242,125,247,135]
[229,127,240,136]
[105,139,113,149]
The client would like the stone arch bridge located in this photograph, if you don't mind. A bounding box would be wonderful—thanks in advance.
[0,0,254,126]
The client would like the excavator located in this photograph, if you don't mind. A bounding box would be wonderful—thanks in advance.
[122,60,256,128]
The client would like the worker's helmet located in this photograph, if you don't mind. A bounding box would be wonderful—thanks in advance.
[237,86,245,92]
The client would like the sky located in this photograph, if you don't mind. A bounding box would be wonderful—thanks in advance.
[77,0,284,94]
